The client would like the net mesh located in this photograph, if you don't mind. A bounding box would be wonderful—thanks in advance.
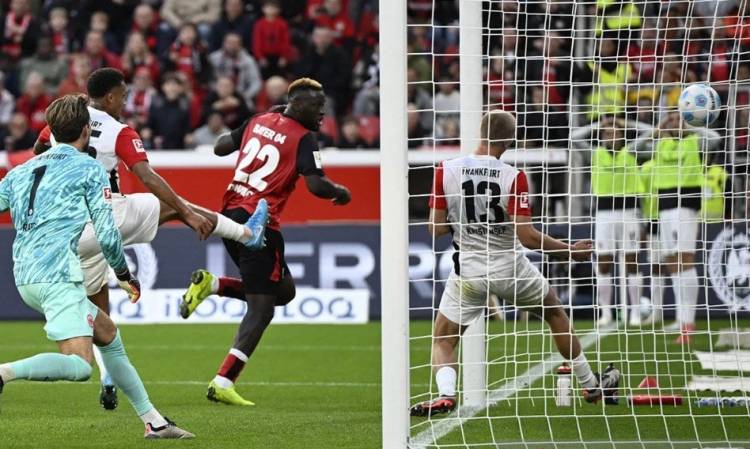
[405,1,750,447]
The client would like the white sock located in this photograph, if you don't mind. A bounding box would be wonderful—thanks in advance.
[650,274,665,308]
[571,353,597,388]
[596,270,613,317]
[210,275,219,294]
[673,268,699,326]
[626,273,642,307]
[212,375,234,389]
[140,407,168,428]
[0,363,15,382]
[435,366,457,397]
[92,345,111,385]
[213,214,249,243]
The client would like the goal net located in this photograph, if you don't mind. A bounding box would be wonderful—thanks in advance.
[381,0,750,447]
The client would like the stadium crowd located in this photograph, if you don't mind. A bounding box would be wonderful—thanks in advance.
[0,0,380,152]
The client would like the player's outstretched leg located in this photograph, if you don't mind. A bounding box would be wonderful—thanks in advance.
[180,271,245,318]
[410,312,458,417]
[539,290,620,404]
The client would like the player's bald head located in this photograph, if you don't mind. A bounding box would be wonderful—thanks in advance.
[480,110,515,149]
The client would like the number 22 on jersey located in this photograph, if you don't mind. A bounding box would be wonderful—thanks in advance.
[233,137,280,192]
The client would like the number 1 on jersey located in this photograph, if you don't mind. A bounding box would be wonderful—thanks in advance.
[234,137,280,192]
[27,165,47,216]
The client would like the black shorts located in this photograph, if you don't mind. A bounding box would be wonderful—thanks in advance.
[222,208,289,296]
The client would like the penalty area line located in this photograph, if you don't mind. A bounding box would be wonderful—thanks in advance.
[409,326,616,449]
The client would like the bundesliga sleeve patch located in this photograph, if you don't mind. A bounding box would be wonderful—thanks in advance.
[132,139,145,153]
[519,192,529,209]
[313,151,322,169]
[103,187,112,202]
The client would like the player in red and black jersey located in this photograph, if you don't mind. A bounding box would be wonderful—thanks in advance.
[179,78,351,405]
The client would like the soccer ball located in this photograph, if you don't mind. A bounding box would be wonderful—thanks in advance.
[678,83,721,127]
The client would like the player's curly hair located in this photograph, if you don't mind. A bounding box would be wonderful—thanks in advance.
[87,68,125,98]
[480,110,515,147]
[45,94,90,143]
[288,78,323,97]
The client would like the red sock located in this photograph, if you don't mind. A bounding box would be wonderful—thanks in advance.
[218,277,244,299]
[217,348,247,383]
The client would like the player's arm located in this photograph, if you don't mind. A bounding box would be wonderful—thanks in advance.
[298,133,351,205]
[0,175,10,213]
[118,127,213,239]
[428,162,450,237]
[508,171,592,261]
[214,118,250,156]
[34,125,52,155]
[83,163,141,302]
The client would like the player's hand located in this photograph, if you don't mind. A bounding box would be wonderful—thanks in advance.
[185,211,213,240]
[570,239,594,262]
[115,269,142,303]
[332,185,351,206]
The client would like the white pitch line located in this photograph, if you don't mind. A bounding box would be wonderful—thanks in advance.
[8,380,383,388]
[409,327,615,449]
[0,344,384,352]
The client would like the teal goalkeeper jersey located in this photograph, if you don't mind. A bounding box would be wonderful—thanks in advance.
[0,144,128,285]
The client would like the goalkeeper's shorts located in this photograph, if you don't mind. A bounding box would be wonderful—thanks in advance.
[439,257,549,326]
[17,282,98,342]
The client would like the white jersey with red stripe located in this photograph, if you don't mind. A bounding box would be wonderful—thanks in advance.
[40,106,148,192]
[430,154,532,277]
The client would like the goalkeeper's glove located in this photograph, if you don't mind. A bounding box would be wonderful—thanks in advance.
[115,268,142,303]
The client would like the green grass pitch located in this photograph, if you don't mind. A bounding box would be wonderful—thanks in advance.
[1,319,750,448]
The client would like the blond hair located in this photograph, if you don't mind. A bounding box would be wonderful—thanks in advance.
[45,95,90,143]
[480,110,515,147]
[288,77,323,96]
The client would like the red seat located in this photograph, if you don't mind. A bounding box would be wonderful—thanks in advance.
[358,115,380,146]
[320,116,339,145]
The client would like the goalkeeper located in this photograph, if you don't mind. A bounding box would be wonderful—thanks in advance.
[410,110,620,417]
[0,95,193,439]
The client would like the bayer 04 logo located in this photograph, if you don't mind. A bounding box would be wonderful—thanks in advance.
[708,228,750,311]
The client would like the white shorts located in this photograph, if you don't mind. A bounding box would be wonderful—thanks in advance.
[658,207,699,256]
[594,208,641,255]
[78,193,161,296]
[439,256,549,326]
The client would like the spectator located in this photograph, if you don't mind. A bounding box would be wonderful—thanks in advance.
[123,67,157,130]
[352,43,379,116]
[517,86,568,148]
[83,30,121,71]
[121,32,160,82]
[407,102,428,149]
[487,55,516,112]
[131,4,163,54]
[406,68,433,133]
[202,76,251,130]
[255,75,289,112]
[89,11,121,54]
[437,117,460,146]
[0,0,40,62]
[160,0,222,41]
[297,27,351,116]
[187,111,229,148]
[165,23,211,96]
[253,0,292,78]
[48,7,72,55]
[15,73,50,133]
[314,0,355,49]
[0,72,15,131]
[576,30,634,119]
[144,73,191,149]
[434,77,460,119]
[58,53,92,96]
[210,0,254,52]
[208,32,262,108]
[0,112,36,152]
[19,36,68,97]
[338,116,368,149]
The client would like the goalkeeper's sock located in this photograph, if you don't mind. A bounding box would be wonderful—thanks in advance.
[626,273,642,307]
[98,331,154,416]
[218,277,245,299]
[596,270,614,319]
[92,345,113,386]
[213,214,250,243]
[213,348,248,388]
[571,353,597,388]
[435,366,457,397]
[673,268,699,326]
[5,353,91,382]
[650,275,665,309]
